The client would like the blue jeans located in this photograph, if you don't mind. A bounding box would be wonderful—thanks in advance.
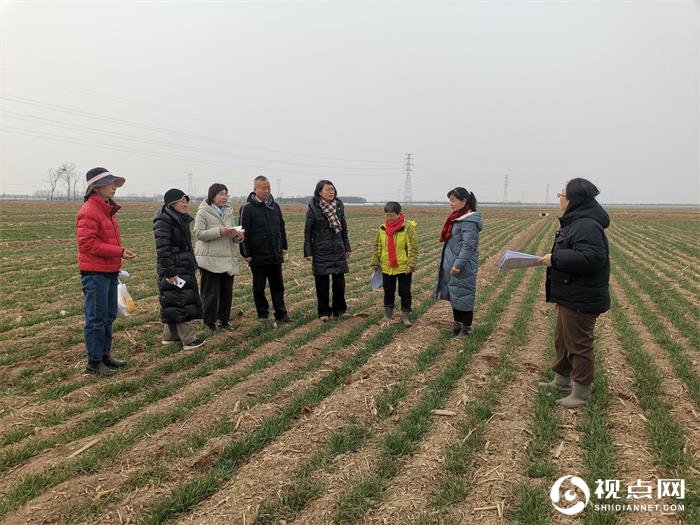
[81,273,118,361]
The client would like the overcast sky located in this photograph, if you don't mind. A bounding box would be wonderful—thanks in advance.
[1,1,697,204]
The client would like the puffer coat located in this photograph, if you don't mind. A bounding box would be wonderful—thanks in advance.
[76,193,124,273]
[194,201,241,275]
[153,206,202,324]
[239,193,288,266]
[432,212,483,311]
[303,198,352,275]
[546,199,610,313]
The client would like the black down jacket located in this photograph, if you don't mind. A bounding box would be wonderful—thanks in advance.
[153,206,202,324]
[546,199,611,314]
[238,192,288,266]
[303,198,352,275]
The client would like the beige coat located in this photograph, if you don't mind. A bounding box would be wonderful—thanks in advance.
[194,202,241,275]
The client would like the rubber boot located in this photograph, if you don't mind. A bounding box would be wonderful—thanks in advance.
[450,322,461,336]
[401,311,412,327]
[557,381,591,409]
[455,324,472,339]
[85,359,117,377]
[103,354,127,368]
[538,373,572,394]
[383,307,394,321]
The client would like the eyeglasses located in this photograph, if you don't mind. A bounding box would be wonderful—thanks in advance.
[557,192,567,198]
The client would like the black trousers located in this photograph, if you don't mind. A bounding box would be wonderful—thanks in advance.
[200,269,234,327]
[314,273,347,317]
[251,264,287,320]
[382,272,412,311]
[452,308,474,327]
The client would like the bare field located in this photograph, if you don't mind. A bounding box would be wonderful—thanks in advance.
[0,201,697,524]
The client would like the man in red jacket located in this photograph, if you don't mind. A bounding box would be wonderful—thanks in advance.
[76,167,136,376]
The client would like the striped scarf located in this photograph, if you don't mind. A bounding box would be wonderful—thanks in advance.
[318,198,342,233]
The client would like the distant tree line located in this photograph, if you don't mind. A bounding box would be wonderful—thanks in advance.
[43,162,81,200]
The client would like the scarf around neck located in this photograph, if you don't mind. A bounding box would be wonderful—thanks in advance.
[384,213,405,268]
[318,198,342,233]
[439,207,469,242]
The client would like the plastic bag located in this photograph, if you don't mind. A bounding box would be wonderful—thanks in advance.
[117,282,136,318]
[371,268,383,291]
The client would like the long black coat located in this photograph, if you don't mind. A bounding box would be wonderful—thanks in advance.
[304,198,351,275]
[238,192,288,266]
[153,206,202,324]
[546,200,611,313]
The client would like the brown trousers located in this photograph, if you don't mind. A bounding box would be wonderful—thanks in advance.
[552,305,599,386]
[162,322,196,346]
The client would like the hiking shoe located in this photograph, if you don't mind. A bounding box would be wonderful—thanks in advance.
[183,338,205,350]
[85,360,117,377]
[103,354,127,368]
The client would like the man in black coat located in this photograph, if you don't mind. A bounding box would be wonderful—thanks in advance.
[239,176,292,323]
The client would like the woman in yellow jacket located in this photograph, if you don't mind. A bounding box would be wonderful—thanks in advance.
[371,202,419,326]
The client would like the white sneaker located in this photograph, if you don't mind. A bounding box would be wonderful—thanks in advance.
[183,338,205,350]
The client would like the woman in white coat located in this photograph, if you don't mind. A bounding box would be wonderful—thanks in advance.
[194,183,244,331]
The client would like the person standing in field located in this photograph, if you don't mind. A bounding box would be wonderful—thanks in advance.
[304,180,352,322]
[194,183,245,332]
[239,176,293,324]
[154,189,205,350]
[537,178,610,409]
[76,167,135,376]
[433,187,482,339]
[371,201,419,327]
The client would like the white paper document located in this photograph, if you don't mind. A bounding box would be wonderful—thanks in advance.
[498,250,542,270]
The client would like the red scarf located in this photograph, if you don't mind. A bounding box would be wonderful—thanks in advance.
[384,213,405,268]
[440,207,468,242]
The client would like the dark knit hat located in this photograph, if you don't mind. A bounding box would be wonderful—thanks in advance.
[164,188,190,206]
[85,167,125,196]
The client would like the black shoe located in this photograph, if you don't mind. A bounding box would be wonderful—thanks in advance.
[277,315,294,324]
[85,360,117,377]
[205,323,217,331]
[451,322,461,336]
[103,354,127,368]
[218,322,235,332]
[258,316,271,323]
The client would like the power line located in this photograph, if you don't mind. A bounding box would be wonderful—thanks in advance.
[0,92,401,165]
[1,68,402,162]
[0,124,404,178]
[0,109,401,171]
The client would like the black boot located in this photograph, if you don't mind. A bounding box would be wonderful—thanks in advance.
[103,354,127,368]
[85,359,117,377]
[455,324,472,339]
